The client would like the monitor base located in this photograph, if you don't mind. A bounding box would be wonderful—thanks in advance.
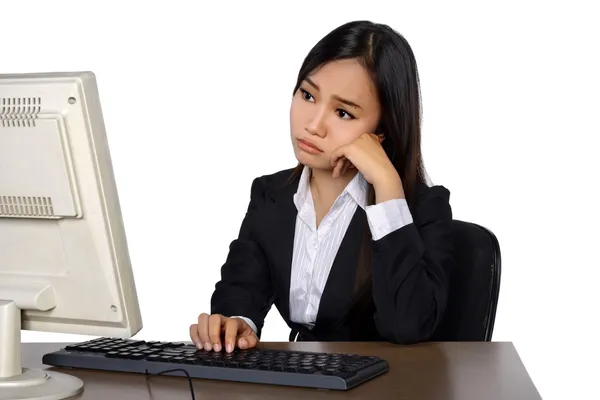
[0,299,84,399]
[0,368,84,400]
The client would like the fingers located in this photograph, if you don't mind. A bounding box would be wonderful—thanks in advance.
[209,314,225,352]
[223,318,240,353]
[341,159,354,176]
[340,161,348,176]
[196,313,212,351]
[194,313,260,353]
[192,313,260,353]
[189,323,201,347]
[330,144,346,168]
[330,144,355,178]
[332,157,346,178]
[333,156,355,178]
[238,331,259,349]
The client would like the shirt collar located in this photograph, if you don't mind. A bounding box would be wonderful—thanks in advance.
[293,165,369,211]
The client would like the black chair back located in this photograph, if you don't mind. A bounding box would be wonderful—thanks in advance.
[431,220,501,341]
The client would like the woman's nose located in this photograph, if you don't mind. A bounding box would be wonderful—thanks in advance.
[306,109,327,138]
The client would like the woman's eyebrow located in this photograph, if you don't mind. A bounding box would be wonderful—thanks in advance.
[304,77,362,109]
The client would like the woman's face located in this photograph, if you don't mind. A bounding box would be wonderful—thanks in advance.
[289,59,381,171]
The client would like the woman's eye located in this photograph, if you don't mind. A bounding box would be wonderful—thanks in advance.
[300,88,314,102]
[336,109,355,120]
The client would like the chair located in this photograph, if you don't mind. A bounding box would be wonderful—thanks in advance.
[430,220,502,341]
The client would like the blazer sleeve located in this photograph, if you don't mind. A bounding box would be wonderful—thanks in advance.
[370,185,455,344]
[210,177,274,338]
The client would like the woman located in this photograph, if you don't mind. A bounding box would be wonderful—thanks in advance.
[190,20,455,353]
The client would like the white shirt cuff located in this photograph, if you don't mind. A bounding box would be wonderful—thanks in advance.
[230,316,257,334]
[365,198,413,240]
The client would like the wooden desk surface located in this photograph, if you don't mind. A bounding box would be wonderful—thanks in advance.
[22,341,541,400]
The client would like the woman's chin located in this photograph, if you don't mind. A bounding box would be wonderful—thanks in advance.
[293,148,331,170]
[295,154,318,168]
[295,150,314,164]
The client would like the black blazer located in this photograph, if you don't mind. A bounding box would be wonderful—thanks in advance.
[210,168,455,344]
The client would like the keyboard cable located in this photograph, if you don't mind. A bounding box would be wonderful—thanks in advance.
[145,368,196,400]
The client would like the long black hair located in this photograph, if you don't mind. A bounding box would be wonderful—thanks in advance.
[287,20,430,294]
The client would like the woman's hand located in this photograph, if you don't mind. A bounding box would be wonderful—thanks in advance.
[190,313,259,353]
[330,133,405,202]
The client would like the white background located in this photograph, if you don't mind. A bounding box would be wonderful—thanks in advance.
[2,1,599,399]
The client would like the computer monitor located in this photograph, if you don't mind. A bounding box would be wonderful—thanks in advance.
[0,71,142,399]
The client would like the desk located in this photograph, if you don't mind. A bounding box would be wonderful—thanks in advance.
[22,341,541,399]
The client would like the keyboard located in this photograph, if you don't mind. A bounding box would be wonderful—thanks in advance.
[42,337,389,390]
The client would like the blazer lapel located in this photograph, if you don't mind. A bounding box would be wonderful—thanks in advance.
[311,207,367,335]
[261,177,298,323]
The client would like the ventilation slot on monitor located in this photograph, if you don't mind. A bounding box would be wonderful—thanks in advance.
[0,196,55,217]
[0,97,42,127]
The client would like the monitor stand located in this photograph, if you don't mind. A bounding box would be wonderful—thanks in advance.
[0,299,84,400]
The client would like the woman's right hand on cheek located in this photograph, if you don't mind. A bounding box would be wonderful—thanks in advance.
[189,313,259,353]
